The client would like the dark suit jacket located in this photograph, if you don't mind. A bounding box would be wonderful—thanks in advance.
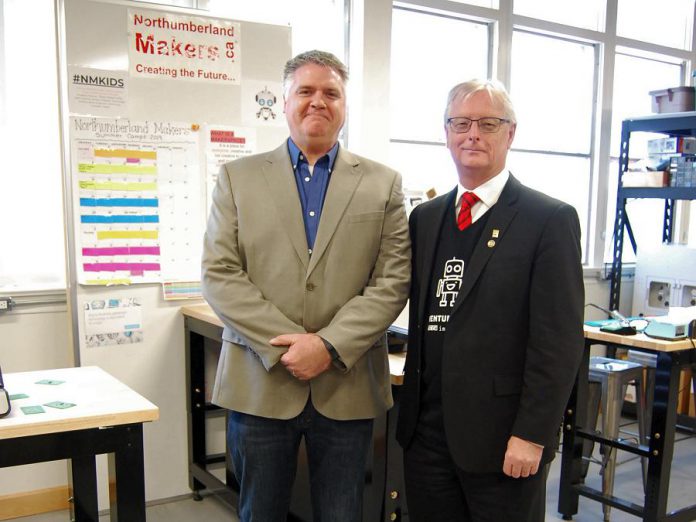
[396,174,584,472]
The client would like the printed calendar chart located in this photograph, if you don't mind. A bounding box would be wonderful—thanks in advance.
[71,117,202,284]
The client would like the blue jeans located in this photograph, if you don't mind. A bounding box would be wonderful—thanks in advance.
[228,400,373,522]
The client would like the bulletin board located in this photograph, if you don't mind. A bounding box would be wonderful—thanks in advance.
[65,0,290,286]
[59,0,291,505]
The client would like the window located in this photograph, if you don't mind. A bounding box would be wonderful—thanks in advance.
[509,31,596,260]
[510,31,596,155]
[389,6,489,194]
[205,0,346,58]
[0,0,65,291]
[389,0,696,267]
[617,0,694,50]
[448,0,499,9]
[514,0,606,32]
[390,7,489,143]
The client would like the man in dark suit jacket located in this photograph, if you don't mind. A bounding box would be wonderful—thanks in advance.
[396,79,584,521]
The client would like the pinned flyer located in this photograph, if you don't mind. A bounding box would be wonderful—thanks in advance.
[84,297,144,347]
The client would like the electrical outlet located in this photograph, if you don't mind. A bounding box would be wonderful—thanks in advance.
[0,297,14,312]
[647,280,671,308]
[681,285,696,307]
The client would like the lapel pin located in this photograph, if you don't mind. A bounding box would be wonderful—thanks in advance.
[492,229,500,238]
[487,240,496,248]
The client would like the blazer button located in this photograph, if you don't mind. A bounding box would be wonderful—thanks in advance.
[306,283,315,291]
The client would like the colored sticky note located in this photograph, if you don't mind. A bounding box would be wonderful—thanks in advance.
[35,379,65,385]
[21,405,46,414]
[9,393,29,400]
[44,401,76,409]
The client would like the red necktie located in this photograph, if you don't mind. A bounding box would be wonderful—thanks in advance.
[457,192,479,231]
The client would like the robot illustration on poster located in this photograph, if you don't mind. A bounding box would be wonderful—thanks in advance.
[255,86,277,120]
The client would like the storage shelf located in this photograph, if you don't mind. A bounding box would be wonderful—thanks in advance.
[622,111,696,135]
[610,112,696,315]
[619,186,696,200]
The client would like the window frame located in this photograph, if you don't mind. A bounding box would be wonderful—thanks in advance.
[508,29,600,263]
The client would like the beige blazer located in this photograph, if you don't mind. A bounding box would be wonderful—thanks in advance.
[202,143,410,420]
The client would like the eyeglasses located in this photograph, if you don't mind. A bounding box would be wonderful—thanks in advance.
[446,117,511,134]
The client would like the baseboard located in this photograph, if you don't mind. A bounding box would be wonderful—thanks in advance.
[0,486,70,520]
[0,486,196,520]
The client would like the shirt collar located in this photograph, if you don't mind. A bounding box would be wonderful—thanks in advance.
[456,168,509,210]
[287,138,340,172]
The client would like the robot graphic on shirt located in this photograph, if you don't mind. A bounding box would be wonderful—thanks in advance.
[255,86,277,120]
[436,257,464,307]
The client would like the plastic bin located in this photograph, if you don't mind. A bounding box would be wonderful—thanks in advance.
[649,86,695,113]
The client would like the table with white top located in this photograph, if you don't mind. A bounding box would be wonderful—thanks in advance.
[0,366,159,521]
[558,327,696,522]
[181,303,408,522]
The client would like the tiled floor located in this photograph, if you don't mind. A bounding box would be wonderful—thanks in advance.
[14,422,695,522]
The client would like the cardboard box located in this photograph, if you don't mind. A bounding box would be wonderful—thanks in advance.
[678,369,694,415]
[622,170,669,187]
[649,86,695,113]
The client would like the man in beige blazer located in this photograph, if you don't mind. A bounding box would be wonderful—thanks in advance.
[202,50,410,522]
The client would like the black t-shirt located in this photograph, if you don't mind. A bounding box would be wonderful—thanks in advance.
[416,204,490,443]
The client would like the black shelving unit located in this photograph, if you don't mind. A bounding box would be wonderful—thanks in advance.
[609,112,696,313]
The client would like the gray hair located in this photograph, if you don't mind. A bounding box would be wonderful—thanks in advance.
[444,79,517,124]
[283,50,349,97]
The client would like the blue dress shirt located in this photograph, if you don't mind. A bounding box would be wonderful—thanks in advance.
[287,139,339,253]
